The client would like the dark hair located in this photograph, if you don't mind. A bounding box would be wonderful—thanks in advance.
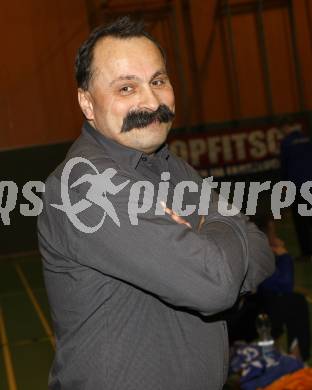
[75,16,166,90]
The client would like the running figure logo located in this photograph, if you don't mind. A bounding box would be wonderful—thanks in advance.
[51,157,129,233]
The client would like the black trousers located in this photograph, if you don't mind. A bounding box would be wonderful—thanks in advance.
[228,292,311,361]
[262,292,311,361]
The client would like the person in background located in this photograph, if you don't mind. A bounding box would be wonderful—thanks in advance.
[256,213,310,362]
[279,116,312,261]
[228,213,310,363]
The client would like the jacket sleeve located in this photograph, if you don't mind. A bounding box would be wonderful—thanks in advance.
[39,172,251,317]
[239,219,275,294]
[181,159,275,296]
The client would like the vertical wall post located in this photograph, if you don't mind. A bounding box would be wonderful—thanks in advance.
[224,0,241,120]
[255,0,274,116]
[170,1,192,130]
[287,0,306,111]
[84,0,98,29]
[180,0,204,124]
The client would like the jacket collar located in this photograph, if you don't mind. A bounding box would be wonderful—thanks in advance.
[82,121,170,169]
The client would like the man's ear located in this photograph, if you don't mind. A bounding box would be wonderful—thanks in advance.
[78,89,94,120]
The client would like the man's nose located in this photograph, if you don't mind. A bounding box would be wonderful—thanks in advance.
[138,85,160,111]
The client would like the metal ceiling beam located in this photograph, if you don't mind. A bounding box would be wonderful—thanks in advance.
[218,0,288,16]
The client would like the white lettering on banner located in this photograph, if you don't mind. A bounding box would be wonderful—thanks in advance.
[249,130,266,159]
[189,138,206,166]
[231,133,247,161]
[169,126,285,172]
[225,159,280,176]
[210,167,225,177]
[207,136,222,164]
[267,127,283,154]
[222,135,233,162]
[170,140,189,162]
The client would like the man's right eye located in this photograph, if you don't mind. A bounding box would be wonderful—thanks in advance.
[119,86,134,95]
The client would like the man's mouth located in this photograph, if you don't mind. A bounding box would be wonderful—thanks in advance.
[121,104,175,133]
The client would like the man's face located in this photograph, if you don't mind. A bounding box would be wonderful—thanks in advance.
[78,36,175,154]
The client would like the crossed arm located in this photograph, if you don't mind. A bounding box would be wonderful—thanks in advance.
[39,171,274,317]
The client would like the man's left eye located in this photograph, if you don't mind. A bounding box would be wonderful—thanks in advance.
[152,79,165,87]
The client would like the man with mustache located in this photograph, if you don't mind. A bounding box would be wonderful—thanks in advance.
[38,16,274,390]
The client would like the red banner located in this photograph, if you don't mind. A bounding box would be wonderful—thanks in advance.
[168,122,304,177]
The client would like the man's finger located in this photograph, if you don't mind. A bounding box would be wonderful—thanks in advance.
[160,202,191,228]
[171,213,192,228]
[160,201,173,215]
[198,215,205,231]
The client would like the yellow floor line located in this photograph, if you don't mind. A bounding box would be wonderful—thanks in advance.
[14,264,55,350]
[0,307,18,390]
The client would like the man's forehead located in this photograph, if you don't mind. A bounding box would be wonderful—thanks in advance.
[94,35,161,55]
[92,36,165,80]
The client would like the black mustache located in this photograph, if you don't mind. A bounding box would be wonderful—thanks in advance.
[121,104,175,133]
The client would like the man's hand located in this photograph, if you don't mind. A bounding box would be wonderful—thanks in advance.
[197,215,205,231]
[271,243,288,256]
[160,202,206,231]
[269,236,288,255]
[160,202,191,228]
